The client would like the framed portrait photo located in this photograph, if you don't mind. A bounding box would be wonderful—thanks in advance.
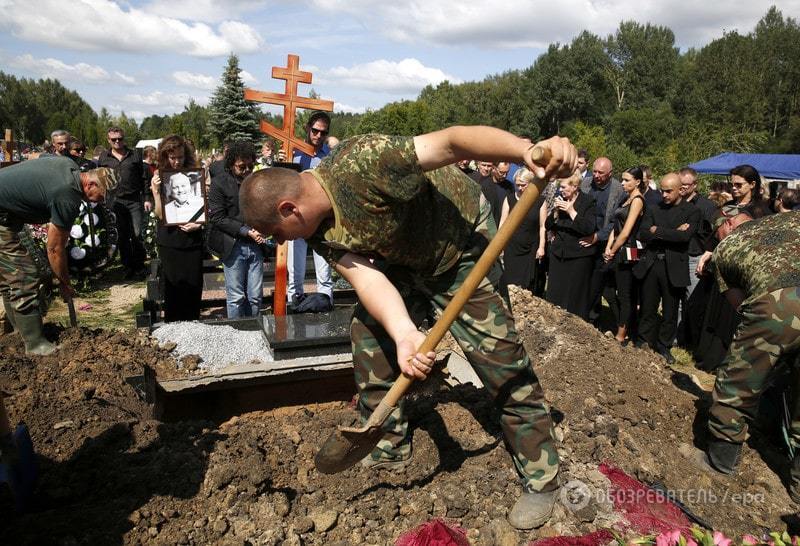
[160,168,207,226]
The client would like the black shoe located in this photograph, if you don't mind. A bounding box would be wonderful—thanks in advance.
[658,347,676,365]
[707,439,742,474]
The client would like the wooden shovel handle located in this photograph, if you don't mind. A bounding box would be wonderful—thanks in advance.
[382,146,552,407]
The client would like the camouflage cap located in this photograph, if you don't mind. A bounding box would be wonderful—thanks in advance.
[712,211,728,230]
[90,167,120,192]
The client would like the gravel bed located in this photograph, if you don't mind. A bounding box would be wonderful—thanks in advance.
[151,321,272,373]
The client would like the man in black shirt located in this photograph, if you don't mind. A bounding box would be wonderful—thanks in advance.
[97,127,148,278]
[633,173,701,363]
[580,157,624,325]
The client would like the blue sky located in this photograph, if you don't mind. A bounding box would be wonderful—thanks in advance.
[1,1,796,123]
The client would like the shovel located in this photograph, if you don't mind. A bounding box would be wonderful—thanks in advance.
[66,295,78,328]
[315,145,558,474]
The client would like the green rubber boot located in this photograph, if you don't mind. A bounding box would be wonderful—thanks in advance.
[2,297,16,334]
[14,311,56,356]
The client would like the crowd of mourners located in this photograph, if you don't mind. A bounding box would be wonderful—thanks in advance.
[461,147,800,367]
[6,126,800,366]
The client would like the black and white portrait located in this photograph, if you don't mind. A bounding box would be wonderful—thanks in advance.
[160,169,206,225]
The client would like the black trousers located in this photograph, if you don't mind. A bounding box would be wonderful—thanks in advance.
[113,198,146,271]
[637,258,684,350]
[159,245,203,322]
[588,250,618,326]
[546,254,593,320]
[612,260,637,330]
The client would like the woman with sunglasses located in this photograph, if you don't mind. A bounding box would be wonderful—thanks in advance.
[723,164,773,219]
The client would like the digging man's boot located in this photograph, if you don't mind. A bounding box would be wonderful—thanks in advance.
[14,310,56,356]
[2,298,16,334]
[508,485,559,530]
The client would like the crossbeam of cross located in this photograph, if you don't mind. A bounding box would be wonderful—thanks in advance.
[243,54,334,317]
[244,54,334,159]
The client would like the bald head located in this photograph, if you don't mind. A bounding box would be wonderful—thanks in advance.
[240,168,302,233]
[591,157,612,185]
[659,173,682,205]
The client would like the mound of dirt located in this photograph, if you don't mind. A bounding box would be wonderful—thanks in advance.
[1,289,796,545]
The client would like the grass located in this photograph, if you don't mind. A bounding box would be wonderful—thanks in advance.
[45,263,147,331]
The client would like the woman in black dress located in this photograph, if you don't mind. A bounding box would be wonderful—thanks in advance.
[603,166,646,344]
[149,135,204,322]
[498,168,544,291]
[544,172,597,319]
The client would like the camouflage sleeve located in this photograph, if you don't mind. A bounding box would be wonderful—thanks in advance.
[713,242,735,293]
[307,236,347,268]
[331,135,427,203]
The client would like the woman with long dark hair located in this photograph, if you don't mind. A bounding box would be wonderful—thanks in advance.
[603,166,646,344]
[149,135,204,322]
[724,164,772,219]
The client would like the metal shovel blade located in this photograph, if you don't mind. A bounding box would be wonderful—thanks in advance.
[314,423,385,474]
[315,398,398,474]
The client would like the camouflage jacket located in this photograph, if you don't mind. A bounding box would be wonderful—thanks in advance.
[307,134,481,276]
[714,211,800,306]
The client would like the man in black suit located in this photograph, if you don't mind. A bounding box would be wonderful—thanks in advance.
[633,173,701,364]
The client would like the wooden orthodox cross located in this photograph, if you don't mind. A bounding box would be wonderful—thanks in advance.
[1,129,17,168]
[243,54,334,316]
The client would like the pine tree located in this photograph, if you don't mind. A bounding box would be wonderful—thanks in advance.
[208,54,260,145]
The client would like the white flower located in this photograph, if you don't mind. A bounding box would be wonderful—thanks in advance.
[70,247,86,260]
[82,213,100,226]
[70,225,84,238]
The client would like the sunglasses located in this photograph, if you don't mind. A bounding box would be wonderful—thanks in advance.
[310,128,329,136]
[731,182,749,188]
[109,137,124,142]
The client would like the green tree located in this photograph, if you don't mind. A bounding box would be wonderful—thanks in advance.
[207,54,260,145]
[604,21,679,110]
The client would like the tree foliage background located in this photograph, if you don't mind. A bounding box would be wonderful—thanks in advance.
[1,7,798,174]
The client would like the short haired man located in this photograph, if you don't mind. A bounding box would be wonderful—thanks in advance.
[288,111,334,312]
[576,149,590,184]
[97,127,148,278]
[580,157,624,325]
[470,161,510,227]
[163,173,205,224]
[688,211,800,500]
[0,157,117,354]
[678,167,717,300]
[640,165,662,208]
[633,173,701,364]
[240,126,576,530]
[207,141,264,318]
[49,130,70,157]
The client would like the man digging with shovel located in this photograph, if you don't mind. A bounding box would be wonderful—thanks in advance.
[242,126,576,529]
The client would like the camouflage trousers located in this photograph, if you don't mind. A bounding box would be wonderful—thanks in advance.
[352,199,559,492]
[709,287,800,445]
[0,222,41,314]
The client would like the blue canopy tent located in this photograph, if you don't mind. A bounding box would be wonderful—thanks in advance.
[688,153,800,180]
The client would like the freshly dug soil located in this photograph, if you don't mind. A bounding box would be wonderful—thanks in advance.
[1,288,796,545]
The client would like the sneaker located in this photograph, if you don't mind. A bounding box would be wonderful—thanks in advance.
[508,486,559,530]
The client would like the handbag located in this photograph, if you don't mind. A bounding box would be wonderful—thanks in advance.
[622,240,644,263]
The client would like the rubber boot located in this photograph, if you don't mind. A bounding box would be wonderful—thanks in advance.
[508,486,559,530]
[2,297,16,334]
[14,310,56,356]
[706,439,743,475]
[789,453,800,503]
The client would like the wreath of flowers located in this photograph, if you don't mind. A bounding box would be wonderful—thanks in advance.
[66,201,118,274]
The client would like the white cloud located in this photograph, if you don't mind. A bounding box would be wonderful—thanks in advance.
[142,0,265,23]
[240,70,258,85]
[306,0,800,49]
[172,70,217,90]
[8,53,136,85]
[322,58,460,94]
[122,90,209,111]
[333,103,367,114]
[0,0,264,57]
